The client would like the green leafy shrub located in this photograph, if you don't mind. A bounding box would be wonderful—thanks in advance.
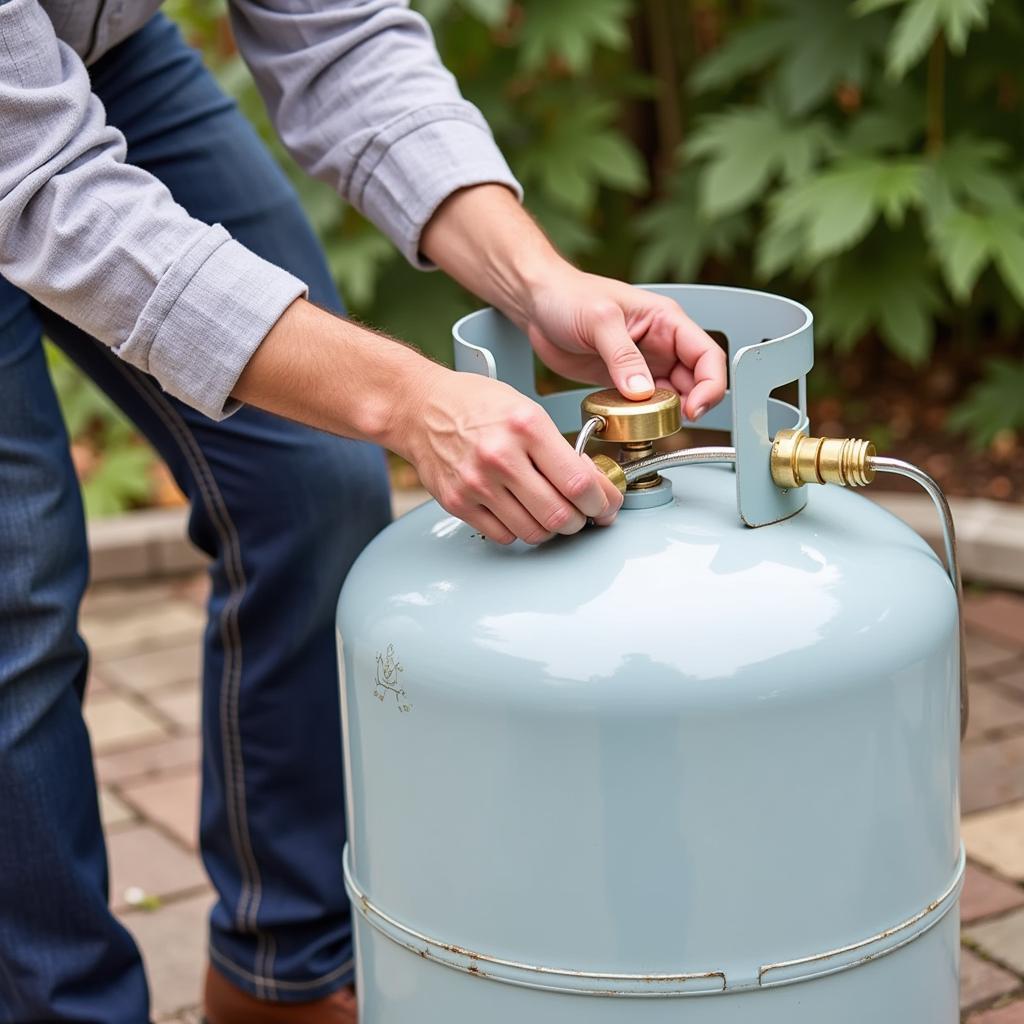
[642,0,1024,444]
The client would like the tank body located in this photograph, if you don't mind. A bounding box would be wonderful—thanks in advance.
[337,463,961,1023]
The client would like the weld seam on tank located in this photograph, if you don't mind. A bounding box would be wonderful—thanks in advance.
[343,844,964,997]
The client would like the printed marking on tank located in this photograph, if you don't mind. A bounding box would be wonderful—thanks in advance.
[374,644,412,712]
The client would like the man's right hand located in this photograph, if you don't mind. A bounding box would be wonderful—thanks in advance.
[233,298,621,544]
[404,368,622,545]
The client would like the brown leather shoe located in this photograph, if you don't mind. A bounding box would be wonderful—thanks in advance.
[204,965,357,1024]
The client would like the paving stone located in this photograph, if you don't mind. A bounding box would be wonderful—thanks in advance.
[83,693,168,754]
[80,601,205,658]
[970,997,1024,1023]
[969,635,1023,675]
[967,906,1024,975]
[108,825,207,912]
[170,573,211,610]
[964,804,1024,882]
[99,642,202,695]
[81,580,177,617]
[95,735,200,785]
[963,863,1024,923]
[157,1009,202,1024]
[118,892,211,1020]
[121,767,200,850]
[966,593,1024,651]
[149,687,201,733]
[962,947,1022,1012]
[99,788,137,831]
[994,666,1024,702]
[153,532,207,576]
[87,671,112,696]
[963,736,1024,814]
[967,684,1024,742]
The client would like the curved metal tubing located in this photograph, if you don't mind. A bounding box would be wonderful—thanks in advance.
[574,416,606,456]
[868,457,968,737]
[620,447,738,480]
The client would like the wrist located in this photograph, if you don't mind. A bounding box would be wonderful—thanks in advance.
[373,359,449,461]
[421,184,571,328]
[488,242,572,330]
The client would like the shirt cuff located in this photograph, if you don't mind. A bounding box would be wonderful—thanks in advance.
[352,103,523,269]
[115,227,307,420]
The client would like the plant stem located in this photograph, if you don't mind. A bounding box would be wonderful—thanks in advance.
[647,0,683,189]
[926,32,946,154]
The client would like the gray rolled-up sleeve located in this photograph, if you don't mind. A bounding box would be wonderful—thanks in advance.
[0,0,307,419]
[229,0,523,268]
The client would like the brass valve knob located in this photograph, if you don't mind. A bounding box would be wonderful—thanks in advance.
[771,428,876,489]
[580,388,681,444]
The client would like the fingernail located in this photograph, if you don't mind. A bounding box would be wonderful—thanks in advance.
[692,404,707,420]
[627,374,652,394]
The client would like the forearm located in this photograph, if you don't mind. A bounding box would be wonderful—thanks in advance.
[230,0,521,268]
[420,184,566,329]
[232,298,440,458]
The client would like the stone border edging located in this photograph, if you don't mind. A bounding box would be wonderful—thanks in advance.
[871,493,1024,592]
[86,490,1024,590]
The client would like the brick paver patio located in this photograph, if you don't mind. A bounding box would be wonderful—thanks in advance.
[80,575,1024,1021]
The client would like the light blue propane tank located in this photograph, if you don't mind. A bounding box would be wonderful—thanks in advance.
[336,286,962,1023]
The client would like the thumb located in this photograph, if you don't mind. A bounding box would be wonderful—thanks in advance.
[590,306,654,400]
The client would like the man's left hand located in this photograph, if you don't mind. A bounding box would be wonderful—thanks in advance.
[523,264,727,419]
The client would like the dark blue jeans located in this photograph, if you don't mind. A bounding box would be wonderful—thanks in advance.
[0,15,391,1022]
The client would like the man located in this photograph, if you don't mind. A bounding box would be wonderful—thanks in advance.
[0,1,726,1021]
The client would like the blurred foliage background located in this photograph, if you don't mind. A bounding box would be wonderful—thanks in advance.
[59,0,1024,513]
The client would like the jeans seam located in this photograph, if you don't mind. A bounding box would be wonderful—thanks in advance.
[209,942,354,992]
[100,352,274,997]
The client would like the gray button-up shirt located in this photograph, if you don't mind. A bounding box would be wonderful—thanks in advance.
[0,0,521,418]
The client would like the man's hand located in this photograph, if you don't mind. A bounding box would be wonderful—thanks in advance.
[233,299,622,545]
[421,185,728,420]
[408,370,622,545]
[522,266,726,419]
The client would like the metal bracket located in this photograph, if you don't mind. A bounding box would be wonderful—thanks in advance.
[452,285,813,528]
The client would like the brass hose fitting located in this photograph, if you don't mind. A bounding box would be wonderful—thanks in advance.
[771,428,876,489]
[591,454,627,495]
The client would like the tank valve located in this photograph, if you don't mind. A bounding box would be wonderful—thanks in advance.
[770,428,876,489]
[580,388,681,491]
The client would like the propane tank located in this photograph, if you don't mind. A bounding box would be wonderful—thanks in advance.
[337,286,963,1023]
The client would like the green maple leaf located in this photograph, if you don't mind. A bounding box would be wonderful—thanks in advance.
[692,0,888,115]
[516,99,646,213]
[930,209,1024,304]
[813,229,942,364]
[948,359,1024,447]
[687,106,834,218]
[767,156,925,260]
[518,0,631,73]
[854,0,994,77]
[920,135,1018,227]
[633,168,750,282]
